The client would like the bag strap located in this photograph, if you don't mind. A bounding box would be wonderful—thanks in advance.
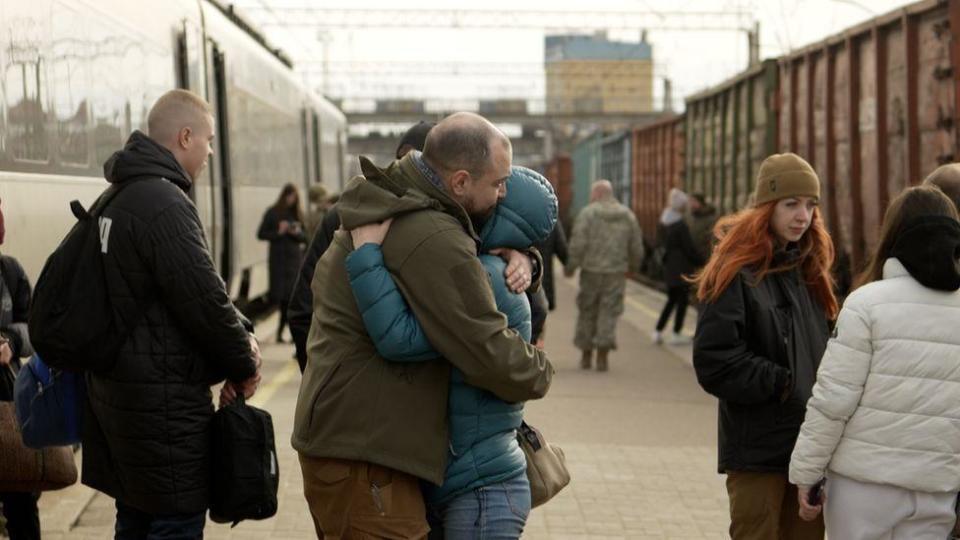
[518,421,542,451]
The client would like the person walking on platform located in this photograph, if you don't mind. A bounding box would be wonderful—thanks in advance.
[565,180,643,372]
[0,195,41,539]
[303,184,329,245]
[789,186,960,539]
[288,120,433,372]
[537,221,568,312]
[343,166,556,538]
[258,183,306,343]
[292,112,552,539]
[692,153,837,540]
[652,188,704,345]
[83,89,261,539]
[687,193,718,263]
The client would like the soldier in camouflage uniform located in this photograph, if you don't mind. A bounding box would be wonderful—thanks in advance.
[565,180,643,371]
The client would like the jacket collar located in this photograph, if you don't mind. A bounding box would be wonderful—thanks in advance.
[882,258,910,280]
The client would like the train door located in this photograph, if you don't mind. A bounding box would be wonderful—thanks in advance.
[175,21,221,265]
[312,111,322,185]
[205,41,234,289]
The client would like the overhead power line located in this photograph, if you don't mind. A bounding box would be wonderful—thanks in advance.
[236,7,754,31]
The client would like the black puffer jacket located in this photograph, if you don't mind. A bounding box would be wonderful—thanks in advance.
[83,131,256,514]
[289,206,339,372]
[659,220,704,288]
[693,251,829,474]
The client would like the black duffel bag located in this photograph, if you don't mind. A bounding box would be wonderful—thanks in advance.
[210,394,279,527]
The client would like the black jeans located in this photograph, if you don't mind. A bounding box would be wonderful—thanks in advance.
[656,285,689,333]
[0,492,40,540]
[114,500,205,540]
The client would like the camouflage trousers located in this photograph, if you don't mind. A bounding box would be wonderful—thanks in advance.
[574,271,626,351]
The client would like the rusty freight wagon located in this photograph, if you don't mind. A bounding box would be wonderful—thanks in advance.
[776,0,960,278]
[543,154,574,230]
[630,115,686,250]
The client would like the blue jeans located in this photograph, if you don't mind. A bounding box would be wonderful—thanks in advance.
[114,500,205,540]
[428,474,531,540]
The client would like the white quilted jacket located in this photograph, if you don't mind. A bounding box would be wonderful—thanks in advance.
[789,258,960,492]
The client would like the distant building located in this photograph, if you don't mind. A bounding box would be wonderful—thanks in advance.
[545,32,653,114]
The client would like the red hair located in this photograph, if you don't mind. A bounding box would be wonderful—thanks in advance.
[692,202,838,320]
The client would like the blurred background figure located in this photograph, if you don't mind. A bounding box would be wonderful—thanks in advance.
[652,188,704,345]
[303,184,329,245]
[258,183,306,343]
[0,194,41,540]
[536,222,568,312]
[687,193,718,264]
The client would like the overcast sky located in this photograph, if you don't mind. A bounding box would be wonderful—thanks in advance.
[231,0,913,112]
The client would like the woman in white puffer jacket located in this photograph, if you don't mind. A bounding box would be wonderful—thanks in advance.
[789,185,960,539]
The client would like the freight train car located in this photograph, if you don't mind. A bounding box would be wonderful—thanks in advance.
[600,130,633,208]
[543,154,573,230]
[776,0,960,277]
[630,115,685,251]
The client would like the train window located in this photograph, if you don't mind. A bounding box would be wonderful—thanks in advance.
[51,3,90,167]
[5,51,50,163]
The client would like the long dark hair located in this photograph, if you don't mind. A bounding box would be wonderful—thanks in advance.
[273,183,304,223]
[853,185,959,289]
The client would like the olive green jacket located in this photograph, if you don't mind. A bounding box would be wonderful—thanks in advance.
[291,154,554,485]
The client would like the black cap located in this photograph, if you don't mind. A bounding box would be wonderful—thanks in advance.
[396,121,435,159]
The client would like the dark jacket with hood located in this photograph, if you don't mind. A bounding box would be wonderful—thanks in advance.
[291,154,553,485]
[693,248,830,474]
[289,206,339,372]
[83,131,256,515]
[658,220,705,288]
[536,223,568,310]
[257,205,306,305]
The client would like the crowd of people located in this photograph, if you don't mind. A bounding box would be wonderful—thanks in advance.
[5,85,960,540]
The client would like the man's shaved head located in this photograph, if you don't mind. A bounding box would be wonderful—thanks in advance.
[422,112,511,178]
[923,163,960,211]
[147,89,213,146]
[591,180,614,202]
[146,89,215,181]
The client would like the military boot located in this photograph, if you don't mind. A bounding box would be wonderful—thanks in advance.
[596,348,610,372]
[580,350,593,370]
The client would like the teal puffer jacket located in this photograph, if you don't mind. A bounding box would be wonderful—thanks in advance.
[345,166,557,504]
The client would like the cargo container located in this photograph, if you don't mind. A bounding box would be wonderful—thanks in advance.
[684,60,779,217]
[631,115,685,248]
[777,0,959,274]
[600,130,633,208]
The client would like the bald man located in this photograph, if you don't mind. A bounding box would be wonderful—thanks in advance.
[81,89,261,537]
[923,163,960,210]
[565,180,643,372]
[292,112,553,537]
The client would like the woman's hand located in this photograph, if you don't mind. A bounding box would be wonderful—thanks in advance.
[797,485,824,521]
[350,219,393,248]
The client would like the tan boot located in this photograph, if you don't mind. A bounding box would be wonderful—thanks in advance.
[580,350,593,370]
[596,348,610,372]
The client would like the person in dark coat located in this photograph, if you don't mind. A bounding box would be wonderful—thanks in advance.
[0,195,41,540]
[691,153,838,540]
[536,222,568,311]
[652,188,704,345]
[687,193,718,262]
[83,90,261,538]
[288,121,433,371]
[257,183,306,343]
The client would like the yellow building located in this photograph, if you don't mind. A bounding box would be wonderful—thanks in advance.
[545,34,653,114]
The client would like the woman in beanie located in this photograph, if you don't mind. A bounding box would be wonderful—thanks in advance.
[692,153,838,539]
[789,186,960,539]
[652,187,704,344]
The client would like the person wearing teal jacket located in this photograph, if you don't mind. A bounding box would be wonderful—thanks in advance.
[345,165,557,538]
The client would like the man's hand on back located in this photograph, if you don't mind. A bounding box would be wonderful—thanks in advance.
[490,248,533,293]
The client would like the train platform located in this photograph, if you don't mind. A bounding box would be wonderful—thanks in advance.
[34,275,729,540]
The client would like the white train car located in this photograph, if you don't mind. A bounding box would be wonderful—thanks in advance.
[0,0,347,304]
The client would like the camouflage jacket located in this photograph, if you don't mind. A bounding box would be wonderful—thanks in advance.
[567,199,643,274]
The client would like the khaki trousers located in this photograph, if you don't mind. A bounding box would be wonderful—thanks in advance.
[726,472,824,540]
[574,271,626,351]
[299,455,429,540]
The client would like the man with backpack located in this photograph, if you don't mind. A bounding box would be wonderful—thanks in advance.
[63,89,260,538]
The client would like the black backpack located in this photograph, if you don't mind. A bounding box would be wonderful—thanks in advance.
[28,183,137,373]
[210,394,279,526]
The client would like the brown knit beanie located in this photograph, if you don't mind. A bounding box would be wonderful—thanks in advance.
[753,153,820,205]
